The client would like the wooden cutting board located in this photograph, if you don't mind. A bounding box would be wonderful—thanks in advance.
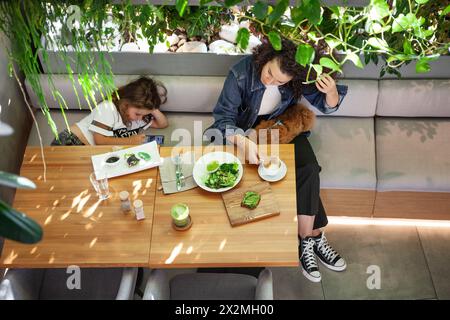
[222,181,280,227]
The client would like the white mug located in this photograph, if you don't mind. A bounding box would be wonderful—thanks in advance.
[260,156,282,176]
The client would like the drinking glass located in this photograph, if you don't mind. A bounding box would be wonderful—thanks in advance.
[90,171,110,200]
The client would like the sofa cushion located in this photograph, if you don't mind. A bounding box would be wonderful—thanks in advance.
[25,75,226,113]
[376,118,450,192]
[300,80,379,117]
[26,75,380,118]
[309,117,377,190]
[377,80,450,117]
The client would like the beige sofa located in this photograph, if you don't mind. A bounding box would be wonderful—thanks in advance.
[25,75,450,220]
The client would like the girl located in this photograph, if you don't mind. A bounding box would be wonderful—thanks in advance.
[51,76,168,146]
[207,39,348,283]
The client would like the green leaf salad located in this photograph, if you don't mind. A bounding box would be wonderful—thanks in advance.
[204,162,239,189]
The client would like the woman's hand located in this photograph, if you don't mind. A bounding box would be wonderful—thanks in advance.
[315,74,339,108]
[233,135,260,165]
[315,74,337,94]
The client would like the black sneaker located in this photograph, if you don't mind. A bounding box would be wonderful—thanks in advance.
[299,237,321,283]
[313,232,347,272]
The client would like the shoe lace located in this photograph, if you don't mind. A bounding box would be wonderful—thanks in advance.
[300,238,317,269]
[317,232,339,262]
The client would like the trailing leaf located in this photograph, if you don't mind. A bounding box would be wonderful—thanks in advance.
[236,27,250,50]
[0,199,43,244]
[268,31,282,51]
[296,44,315,67]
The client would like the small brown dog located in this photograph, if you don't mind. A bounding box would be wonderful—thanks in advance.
[254,104,316,144]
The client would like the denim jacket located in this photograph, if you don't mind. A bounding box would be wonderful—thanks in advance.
[209,55,348,140]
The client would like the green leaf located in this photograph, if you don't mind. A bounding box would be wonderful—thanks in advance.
[236,28,250,50]
[295,44,315,67]
[416,58,431,73]
[367,37,389,50]
[298,0,322,25]
[253,1,268,21]
[325,37,341,49]
[291,7,304,25]
[175,0,188,17]
[319,57,340,72]
[312,64,323,77]
[403,39,414,55]
[345,51,363,69]
[0,199,43,244]
[307,31,320,43]
[442,5,450,16]
[267,0,289,25]
[414,0,429,4]
[0,171,36,189]
[268,31,282,51]
[369,0,390,21]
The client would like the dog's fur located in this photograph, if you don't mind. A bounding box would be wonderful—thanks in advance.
[254,104,316,144]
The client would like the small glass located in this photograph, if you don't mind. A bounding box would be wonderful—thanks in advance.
[171,203,190,228]
[89,171,110,200]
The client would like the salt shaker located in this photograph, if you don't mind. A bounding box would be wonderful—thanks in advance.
[119,191,131,214]
[133,199,146,220]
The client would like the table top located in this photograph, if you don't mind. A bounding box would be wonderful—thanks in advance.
[149,144,299,268]
[1,144,298,268]
[0,146,156,268]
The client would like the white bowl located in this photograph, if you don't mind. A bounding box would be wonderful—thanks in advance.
[193,151,243,193]
[103,153,122,167]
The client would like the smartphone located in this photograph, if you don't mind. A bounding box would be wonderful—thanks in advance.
[144,134,165,145]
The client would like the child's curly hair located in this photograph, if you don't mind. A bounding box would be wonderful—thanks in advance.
[253,38,336,100]
[112,76,167,125]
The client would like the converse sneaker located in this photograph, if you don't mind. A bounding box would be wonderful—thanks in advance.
[313,232,347,272]
[299,237,321,283]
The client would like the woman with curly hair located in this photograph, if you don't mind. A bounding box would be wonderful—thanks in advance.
[207,38,348,283]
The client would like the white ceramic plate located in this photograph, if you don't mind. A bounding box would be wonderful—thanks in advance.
[193,151,243,193]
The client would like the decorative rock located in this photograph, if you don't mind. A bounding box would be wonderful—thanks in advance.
[246,35,262,53]
[219,23,240,44]
[176,41,208,53]
[209,39,237,54]
[219,20,251,44]
[167,34,180,46]
[153,42,170,53]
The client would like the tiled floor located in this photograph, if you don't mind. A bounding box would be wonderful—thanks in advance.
[138,223,450,300]
[272,224,449,300]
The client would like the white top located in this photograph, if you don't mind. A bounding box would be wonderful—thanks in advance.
[75,100,149,145]
[258,85,282,116]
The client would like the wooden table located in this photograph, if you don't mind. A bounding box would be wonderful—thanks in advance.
[149,144,299,268]
[0,146,157,268]
[0,144,298,268]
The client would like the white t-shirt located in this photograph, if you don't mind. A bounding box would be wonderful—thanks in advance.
[258,85,282,116]
[75,100,149,145]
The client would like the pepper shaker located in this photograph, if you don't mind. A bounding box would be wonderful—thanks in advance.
[119,191,131,214]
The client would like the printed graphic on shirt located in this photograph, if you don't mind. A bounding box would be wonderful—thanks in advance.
[113,127,143,138]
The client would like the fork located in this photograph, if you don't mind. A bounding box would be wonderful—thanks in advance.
[174,154,185,190]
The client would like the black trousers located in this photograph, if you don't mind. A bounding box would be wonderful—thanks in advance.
[292,134,328,230]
